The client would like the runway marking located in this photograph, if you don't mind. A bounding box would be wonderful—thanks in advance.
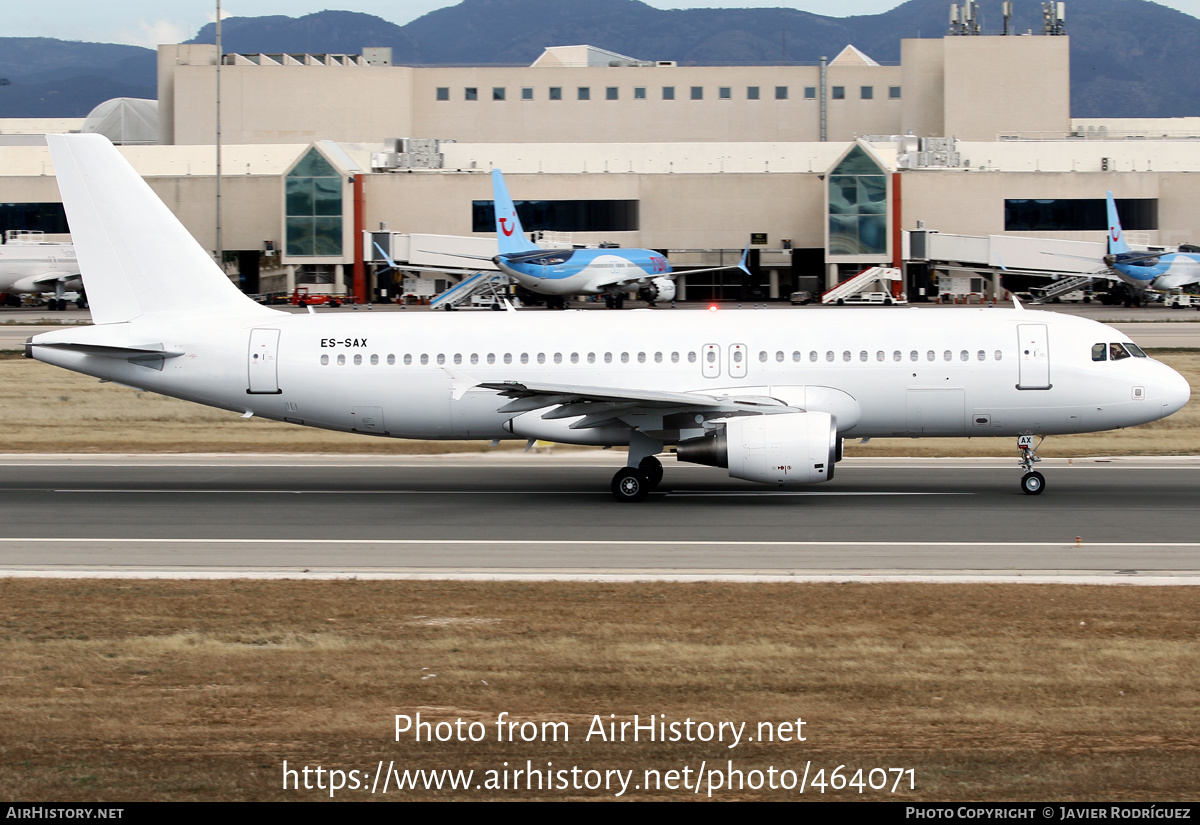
[51,489,972,496]
[664,491,971,497]
[3,538,1200,548]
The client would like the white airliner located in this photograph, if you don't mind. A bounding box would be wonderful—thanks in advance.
[0,239,82,310]
[28,135,1191,501]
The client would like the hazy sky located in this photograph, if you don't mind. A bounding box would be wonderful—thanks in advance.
[10,1,1200,48]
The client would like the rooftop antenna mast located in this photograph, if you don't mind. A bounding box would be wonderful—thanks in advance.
[1042,1,1067,35]
[948,2,980,35]
[1002,1,1013,35]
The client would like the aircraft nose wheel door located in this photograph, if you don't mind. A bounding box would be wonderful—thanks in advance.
[247,328,282,394]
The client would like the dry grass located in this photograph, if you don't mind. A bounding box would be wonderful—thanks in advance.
[1,579,1198,801]
[0,352,1197,456]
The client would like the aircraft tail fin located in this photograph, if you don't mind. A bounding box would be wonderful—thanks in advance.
[1106,190,1131,257]
[46,134,277,325]
[491,168,540,256]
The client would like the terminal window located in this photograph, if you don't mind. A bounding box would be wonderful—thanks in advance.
[492,87,505,101]
[1005,198,1158,232]
[464,87,478,101]
[578,87,591,100]
[832,86,845,100]
[747,86,760,100]
[889,86,901,99]
[522,87,533,101]
[691,86,703,100]
[549,87,562,100]
[804,87,816,99]
[473,199,640,233]
[828,145,887,256]
[860,86,873,99]
[775,86,788,100]
[663,86,675,100]
[634,86,646,99]
[606,87,619,100]
[285,148,342,257]
[436,87,449,101]
[719,87,731,99]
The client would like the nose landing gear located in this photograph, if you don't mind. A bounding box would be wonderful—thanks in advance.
[1018,434,1045,495]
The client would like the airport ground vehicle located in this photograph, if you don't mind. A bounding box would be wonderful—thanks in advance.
[291,288,353,308]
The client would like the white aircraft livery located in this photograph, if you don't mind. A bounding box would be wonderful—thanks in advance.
[0,239,81,309]
[28,136,1191,500]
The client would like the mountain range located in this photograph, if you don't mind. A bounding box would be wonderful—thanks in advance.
[1,0,1196,120]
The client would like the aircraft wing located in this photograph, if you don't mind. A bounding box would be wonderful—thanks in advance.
[25,271,81,286]
[476,379,798,430]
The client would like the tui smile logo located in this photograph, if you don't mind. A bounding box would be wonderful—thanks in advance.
[499,216,515,237]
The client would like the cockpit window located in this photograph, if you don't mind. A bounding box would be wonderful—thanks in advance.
[1110,342,1132,361]
[1092,343,1107,362]
[1126,343,1148,358]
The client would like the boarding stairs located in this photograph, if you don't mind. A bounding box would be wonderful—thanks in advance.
[1031,275,1095,304]
[821,266,902,304]
[430,271,511,310]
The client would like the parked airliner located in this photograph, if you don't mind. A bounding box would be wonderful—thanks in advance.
[0,238,82,309]
[27,136,1191,500]
[1103,190,1200,296]
[486,169,749,308]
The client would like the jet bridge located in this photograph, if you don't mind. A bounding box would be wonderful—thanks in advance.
[907,230,1113,302]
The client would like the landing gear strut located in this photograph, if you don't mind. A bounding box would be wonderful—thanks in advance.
[1018,434,1045,495]
[611,432,664,502]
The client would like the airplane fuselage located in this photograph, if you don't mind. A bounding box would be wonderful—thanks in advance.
[1114,252,1200,293]
[496,248,670,297]
[0,243,81,294]
[31,307,1189,446]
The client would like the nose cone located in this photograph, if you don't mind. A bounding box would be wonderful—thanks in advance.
[1160,364,1192,418]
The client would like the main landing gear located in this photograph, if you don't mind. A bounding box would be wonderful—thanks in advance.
[611,432,664,502]
[1018,434,1045,495]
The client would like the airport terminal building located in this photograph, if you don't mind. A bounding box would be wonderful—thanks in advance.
[3,30,1200,303]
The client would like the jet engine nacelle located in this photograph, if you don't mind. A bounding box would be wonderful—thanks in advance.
[638,277,676,303]
[676,412,838,485]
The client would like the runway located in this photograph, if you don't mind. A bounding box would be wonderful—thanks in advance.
[1,453,1198,582]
